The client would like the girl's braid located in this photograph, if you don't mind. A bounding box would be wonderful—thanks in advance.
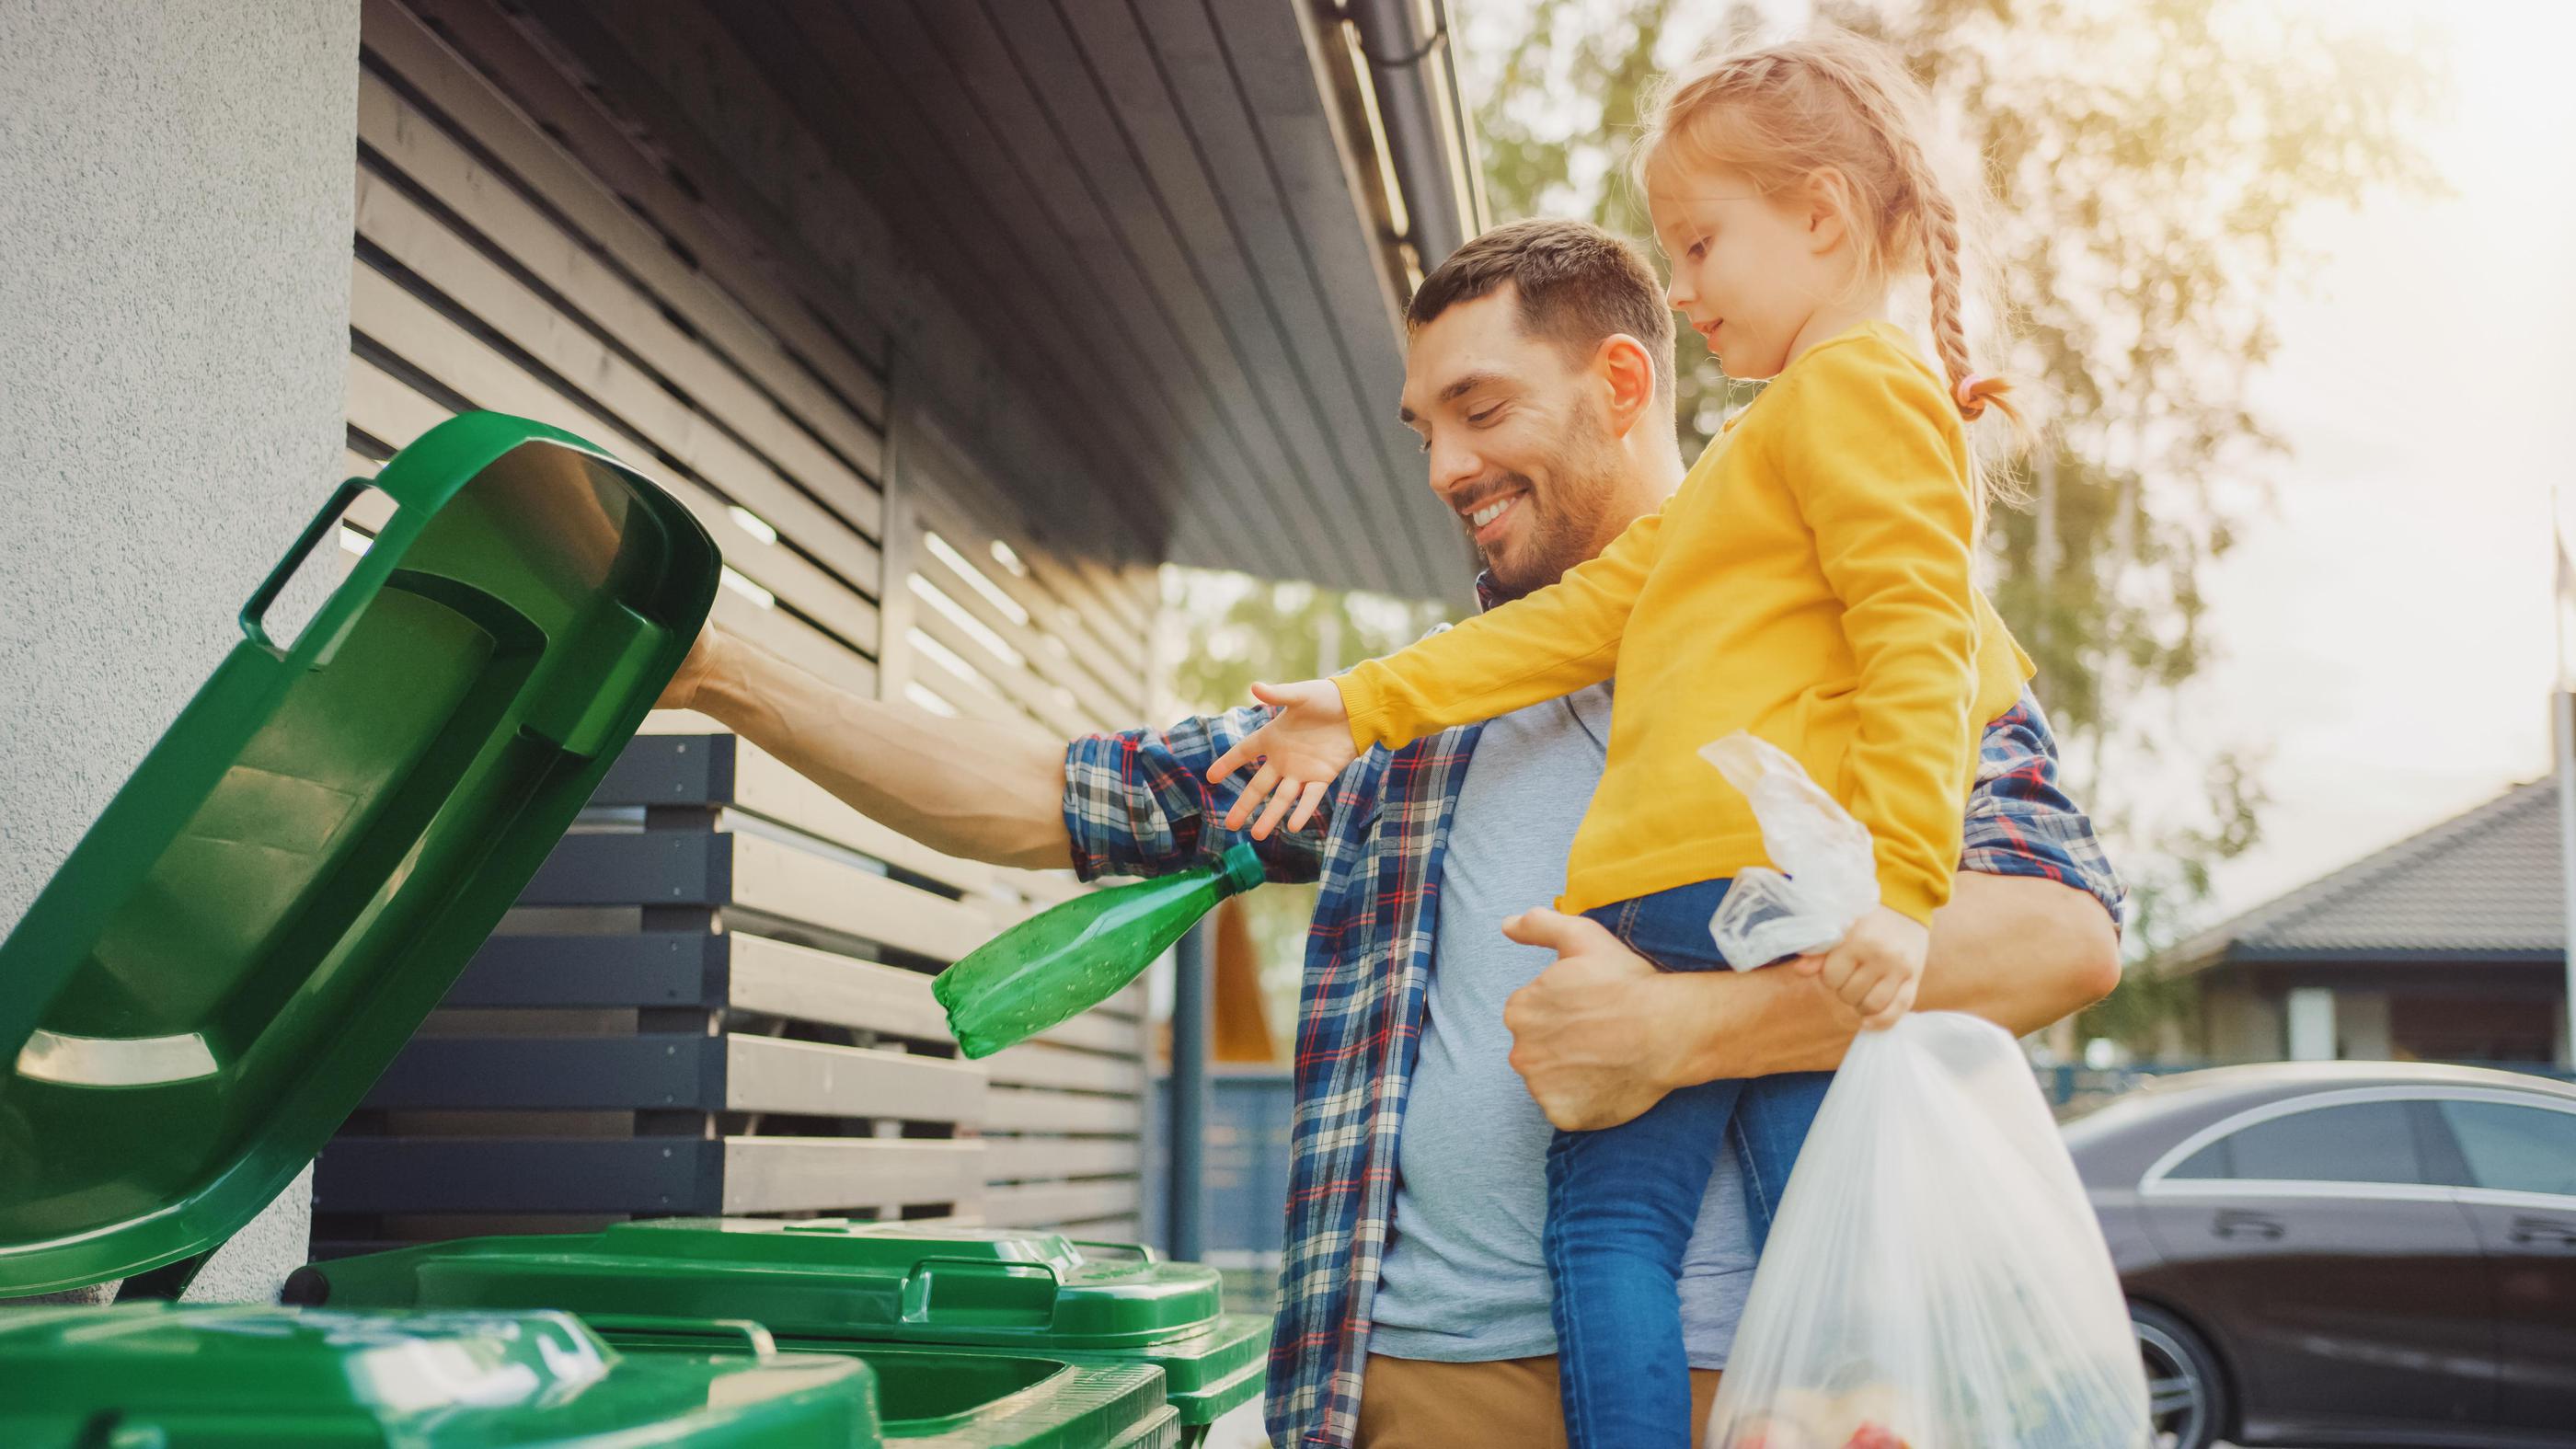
[1802,48,2013,428]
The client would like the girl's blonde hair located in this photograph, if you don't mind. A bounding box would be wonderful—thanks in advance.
[1638,28,2030,509]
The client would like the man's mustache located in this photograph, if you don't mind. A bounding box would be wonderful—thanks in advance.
[1452,473,1536,522]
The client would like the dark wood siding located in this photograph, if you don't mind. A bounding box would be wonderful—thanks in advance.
[527,0,1475,602]
[323,0,1166,1248]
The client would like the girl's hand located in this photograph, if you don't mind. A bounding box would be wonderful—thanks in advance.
[1204,680,1357,839]
[1792,905,1927,1030]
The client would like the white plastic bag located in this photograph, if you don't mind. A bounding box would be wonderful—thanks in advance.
[1701,1014,2152,1448]
[1699,732,1880,969]
[1696,732,2151,1448]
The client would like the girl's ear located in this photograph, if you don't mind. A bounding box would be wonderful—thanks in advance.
[1802,168,1851,256]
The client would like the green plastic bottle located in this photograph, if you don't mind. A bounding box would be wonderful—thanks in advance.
[935,842,1268,1058]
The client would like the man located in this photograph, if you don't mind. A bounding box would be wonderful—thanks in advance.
[656,218,2123,1449]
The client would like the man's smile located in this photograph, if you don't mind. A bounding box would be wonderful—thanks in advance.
[1460,490,1526,546]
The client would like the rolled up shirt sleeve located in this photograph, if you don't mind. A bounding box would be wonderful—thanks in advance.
[1961,688,2127,933]
[1062,704,1329,885]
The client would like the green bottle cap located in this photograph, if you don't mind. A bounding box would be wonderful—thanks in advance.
[1214,841,1267,899]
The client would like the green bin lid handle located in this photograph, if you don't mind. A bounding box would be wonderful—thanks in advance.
[900,1257,1059,1328]
[237,478,373,653]
[1068,1240,1160,1265]
[582,1314,778,1357]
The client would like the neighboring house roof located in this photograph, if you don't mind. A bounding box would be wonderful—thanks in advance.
[2163,778,2568,972]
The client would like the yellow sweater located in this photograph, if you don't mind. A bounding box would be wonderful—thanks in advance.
[1337,322,2034,925]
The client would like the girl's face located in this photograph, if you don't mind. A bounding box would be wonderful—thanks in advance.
[1646,156,1846,381]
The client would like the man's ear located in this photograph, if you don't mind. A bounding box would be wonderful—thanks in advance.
[1593,333,1659,437]
[1803,168,1851,256]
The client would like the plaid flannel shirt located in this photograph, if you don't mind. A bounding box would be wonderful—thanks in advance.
[1060,586,2124,1449]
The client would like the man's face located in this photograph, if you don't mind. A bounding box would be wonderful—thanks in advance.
[1397,289,1631,599]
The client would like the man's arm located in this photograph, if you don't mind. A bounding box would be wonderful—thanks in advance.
[1680,871,2120,1075]
[663,627,1076,870]
[1501,871,2122,1131]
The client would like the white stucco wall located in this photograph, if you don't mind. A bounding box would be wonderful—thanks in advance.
[2338,988,2395,1060]
[0,0,361,1304]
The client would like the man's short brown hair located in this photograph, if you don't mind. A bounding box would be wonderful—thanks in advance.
[1405,219,1675,403]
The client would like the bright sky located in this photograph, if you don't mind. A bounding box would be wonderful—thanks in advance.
[2185,0,2576,924]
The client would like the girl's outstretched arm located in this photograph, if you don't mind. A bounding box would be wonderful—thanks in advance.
[1338,507,1669,748]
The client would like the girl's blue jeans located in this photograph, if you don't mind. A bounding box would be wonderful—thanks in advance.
[1546,877,1835,1449]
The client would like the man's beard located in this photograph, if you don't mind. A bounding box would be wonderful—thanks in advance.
[1476,425,1625,603]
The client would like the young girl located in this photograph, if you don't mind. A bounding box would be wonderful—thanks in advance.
[1205,29,2037,1449]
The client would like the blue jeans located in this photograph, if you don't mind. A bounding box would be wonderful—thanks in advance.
[1546,878,1834,1449]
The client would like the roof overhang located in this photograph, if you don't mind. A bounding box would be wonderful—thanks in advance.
[701,0,1488,604]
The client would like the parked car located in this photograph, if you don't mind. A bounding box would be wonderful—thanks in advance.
[2065,1062,2576,1449]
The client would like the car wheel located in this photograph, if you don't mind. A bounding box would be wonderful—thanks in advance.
[2133,1301,2229,1449]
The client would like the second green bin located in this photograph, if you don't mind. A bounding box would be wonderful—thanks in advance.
[294,1219,1266,1440]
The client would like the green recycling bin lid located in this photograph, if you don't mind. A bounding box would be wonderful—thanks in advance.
[298,1221,1267,1424]
[0,1303,880,1447]
[799,1348,1176,1449]
[0,413,720,1299]
[579,1324,1179,1449]
[709,1323,1252,1433]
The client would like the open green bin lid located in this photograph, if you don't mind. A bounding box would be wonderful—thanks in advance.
[0,413,720,1299]
[297,1221,1267,1426]
[0,1303,881,1447]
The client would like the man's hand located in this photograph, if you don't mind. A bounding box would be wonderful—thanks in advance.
[1498,908,1711,1131]
[1204,680,1358,840]
[1793,905,1927,1030]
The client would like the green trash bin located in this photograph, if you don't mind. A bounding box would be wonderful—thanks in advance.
[0,415,1182,1449]
[0,1303,884,1447]
[294,1219,1267,1443]
[0,411,721,1304]
[0,1303,1179,1449]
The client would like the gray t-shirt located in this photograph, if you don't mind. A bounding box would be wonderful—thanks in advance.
[1366,682,1756,1369]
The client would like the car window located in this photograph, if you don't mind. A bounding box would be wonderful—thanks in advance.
[2165,1137,2232,1179]
[2163,1100,2424,1185]
[2434,1100,2576,1198]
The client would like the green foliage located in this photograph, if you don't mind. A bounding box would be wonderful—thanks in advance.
[1167,572,1455,712]
[2085,744,2263,1052]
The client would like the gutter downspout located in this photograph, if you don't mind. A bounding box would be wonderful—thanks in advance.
[1166,920,1212,1261]
[1347,0,1482,270]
